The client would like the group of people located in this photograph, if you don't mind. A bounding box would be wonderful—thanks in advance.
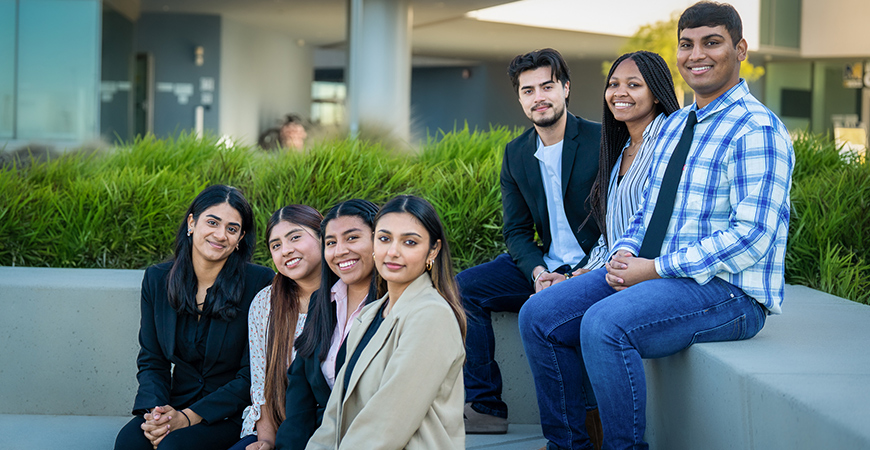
[115,2,794,449]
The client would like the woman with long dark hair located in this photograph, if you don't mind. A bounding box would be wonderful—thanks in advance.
[229,205,324,450]
[274,199,383,450]
[114,185,274,450]
[579,50,681,272]
[305,195,466,449]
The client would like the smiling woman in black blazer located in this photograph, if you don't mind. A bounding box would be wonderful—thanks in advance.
[114,185,274,450]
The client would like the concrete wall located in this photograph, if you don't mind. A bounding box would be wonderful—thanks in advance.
[0,267,142,416]
[219,18,314,146]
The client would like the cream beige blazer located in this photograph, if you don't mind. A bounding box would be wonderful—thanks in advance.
[305,273,466,450]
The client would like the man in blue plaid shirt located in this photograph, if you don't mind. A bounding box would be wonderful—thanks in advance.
[518,2,795,449]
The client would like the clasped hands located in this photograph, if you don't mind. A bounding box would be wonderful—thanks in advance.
[605,250,659,291]
[141,405,199,449]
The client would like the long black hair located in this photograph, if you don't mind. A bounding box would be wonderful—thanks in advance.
[374,195,466,340]
[294,199,385,361]
[587,51,680,239]
[167,184,256,321]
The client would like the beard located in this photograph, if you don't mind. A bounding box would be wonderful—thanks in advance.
[528,101,566,129]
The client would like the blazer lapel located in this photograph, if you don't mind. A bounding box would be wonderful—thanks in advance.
[160,298,178,361]
[342,297,394,403]
[341,274,433,405]
[561,113,581,197]
[521,129,548,228]
[203,317,229,372]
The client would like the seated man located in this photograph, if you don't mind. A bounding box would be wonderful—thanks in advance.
[458,48,601,436]
[519,2,794,449]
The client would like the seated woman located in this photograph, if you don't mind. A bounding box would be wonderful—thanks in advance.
[274,199,383,450]
[580,50,682,273]
[230,205,324,450]
[114,184,274,450]
[519,50,680,450]
[305,195,466,450]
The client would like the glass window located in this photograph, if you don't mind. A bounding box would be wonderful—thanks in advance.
[311,81,347,126]
[0,1,15,139]
[17,0,100,140]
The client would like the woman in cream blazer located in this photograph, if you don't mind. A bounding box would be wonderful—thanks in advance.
[306,195,467,450]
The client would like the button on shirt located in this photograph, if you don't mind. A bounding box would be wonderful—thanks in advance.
[535,137,586,271]
[321,279,367,389]
[612,80,794,314]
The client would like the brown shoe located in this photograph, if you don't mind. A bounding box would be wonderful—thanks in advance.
[585,408,603,450]
[464,403,508,434]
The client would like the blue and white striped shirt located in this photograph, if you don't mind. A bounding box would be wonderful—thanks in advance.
[612,80,794,314]
[584,113,665,270]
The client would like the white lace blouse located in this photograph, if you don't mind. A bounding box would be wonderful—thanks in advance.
[240,285,307,437]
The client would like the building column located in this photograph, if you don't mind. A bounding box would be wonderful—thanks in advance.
[347,0,412,141]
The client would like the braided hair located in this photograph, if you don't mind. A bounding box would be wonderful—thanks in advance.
[586,51,680,241]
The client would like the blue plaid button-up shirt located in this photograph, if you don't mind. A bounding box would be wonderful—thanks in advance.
[613,80,794,314]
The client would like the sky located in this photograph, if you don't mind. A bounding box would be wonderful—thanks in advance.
[466,0,760,48]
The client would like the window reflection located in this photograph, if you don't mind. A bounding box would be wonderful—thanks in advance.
[17,0,99,140]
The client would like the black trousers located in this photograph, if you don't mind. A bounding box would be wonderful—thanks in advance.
[115,415,242,450]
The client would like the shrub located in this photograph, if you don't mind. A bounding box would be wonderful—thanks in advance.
[2,128,868,305]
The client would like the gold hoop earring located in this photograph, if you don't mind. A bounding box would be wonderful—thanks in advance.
[426,260,433,271]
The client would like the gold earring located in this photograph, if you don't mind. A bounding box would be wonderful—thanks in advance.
[426,260,433,271]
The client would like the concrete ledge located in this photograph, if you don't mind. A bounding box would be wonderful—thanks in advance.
[0,414,130,450]
[2,267,869,449]
[0,267,143,416]
[644,285,870,449]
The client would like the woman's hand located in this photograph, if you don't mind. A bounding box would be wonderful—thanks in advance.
[142,405,202,448]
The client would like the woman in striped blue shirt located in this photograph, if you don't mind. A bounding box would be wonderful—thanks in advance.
[579,51,681,274]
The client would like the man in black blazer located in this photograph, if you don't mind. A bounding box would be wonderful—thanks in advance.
[459,48,602,437]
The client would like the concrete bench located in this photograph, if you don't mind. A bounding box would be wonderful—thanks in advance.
[1,266,868,449]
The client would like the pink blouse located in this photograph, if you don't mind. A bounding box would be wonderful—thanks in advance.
[241,285,307,437]
[321,279,367,389]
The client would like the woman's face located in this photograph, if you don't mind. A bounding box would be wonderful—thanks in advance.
[373,212,440,293]
[268,221,321,282]
[323,215,375,289]
[605,58,658,127]
[187,202,245,264]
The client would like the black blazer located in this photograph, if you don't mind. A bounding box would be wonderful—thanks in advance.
[131,261,274,425]
[500,112,602,280]
[274,341,336,450]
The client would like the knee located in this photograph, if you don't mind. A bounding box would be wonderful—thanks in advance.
[579,302,616,348]
[518,294,548,341]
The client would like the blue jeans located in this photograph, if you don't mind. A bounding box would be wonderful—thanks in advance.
[458,253,535,418]
[519,268,766,450]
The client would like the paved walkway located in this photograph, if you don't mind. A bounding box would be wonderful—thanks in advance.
[0,415,546,450]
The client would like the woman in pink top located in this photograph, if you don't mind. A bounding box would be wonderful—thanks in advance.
[229,205,324,450]
[274,199,384,450]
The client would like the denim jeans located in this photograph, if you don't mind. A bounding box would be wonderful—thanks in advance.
[519,268,766,450]
[457,253,535,418]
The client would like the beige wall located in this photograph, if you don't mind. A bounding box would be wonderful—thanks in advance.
[219,18,314,146]
[801,0,870,58]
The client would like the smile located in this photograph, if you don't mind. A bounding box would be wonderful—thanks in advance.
[207,240,225,249]
[285,257,301,268]
[690,65,712,74]
[338,259,358,270]
[613,102,634,108]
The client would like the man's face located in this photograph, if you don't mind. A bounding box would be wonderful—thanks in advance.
[517,66,569,129]
[677,25,746,107]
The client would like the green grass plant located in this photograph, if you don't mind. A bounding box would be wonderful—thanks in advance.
[2,127,868,305]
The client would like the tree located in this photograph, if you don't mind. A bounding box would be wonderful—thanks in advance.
[604,15,765,105]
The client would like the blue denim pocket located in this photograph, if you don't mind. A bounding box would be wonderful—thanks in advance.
[689,313,748,345]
